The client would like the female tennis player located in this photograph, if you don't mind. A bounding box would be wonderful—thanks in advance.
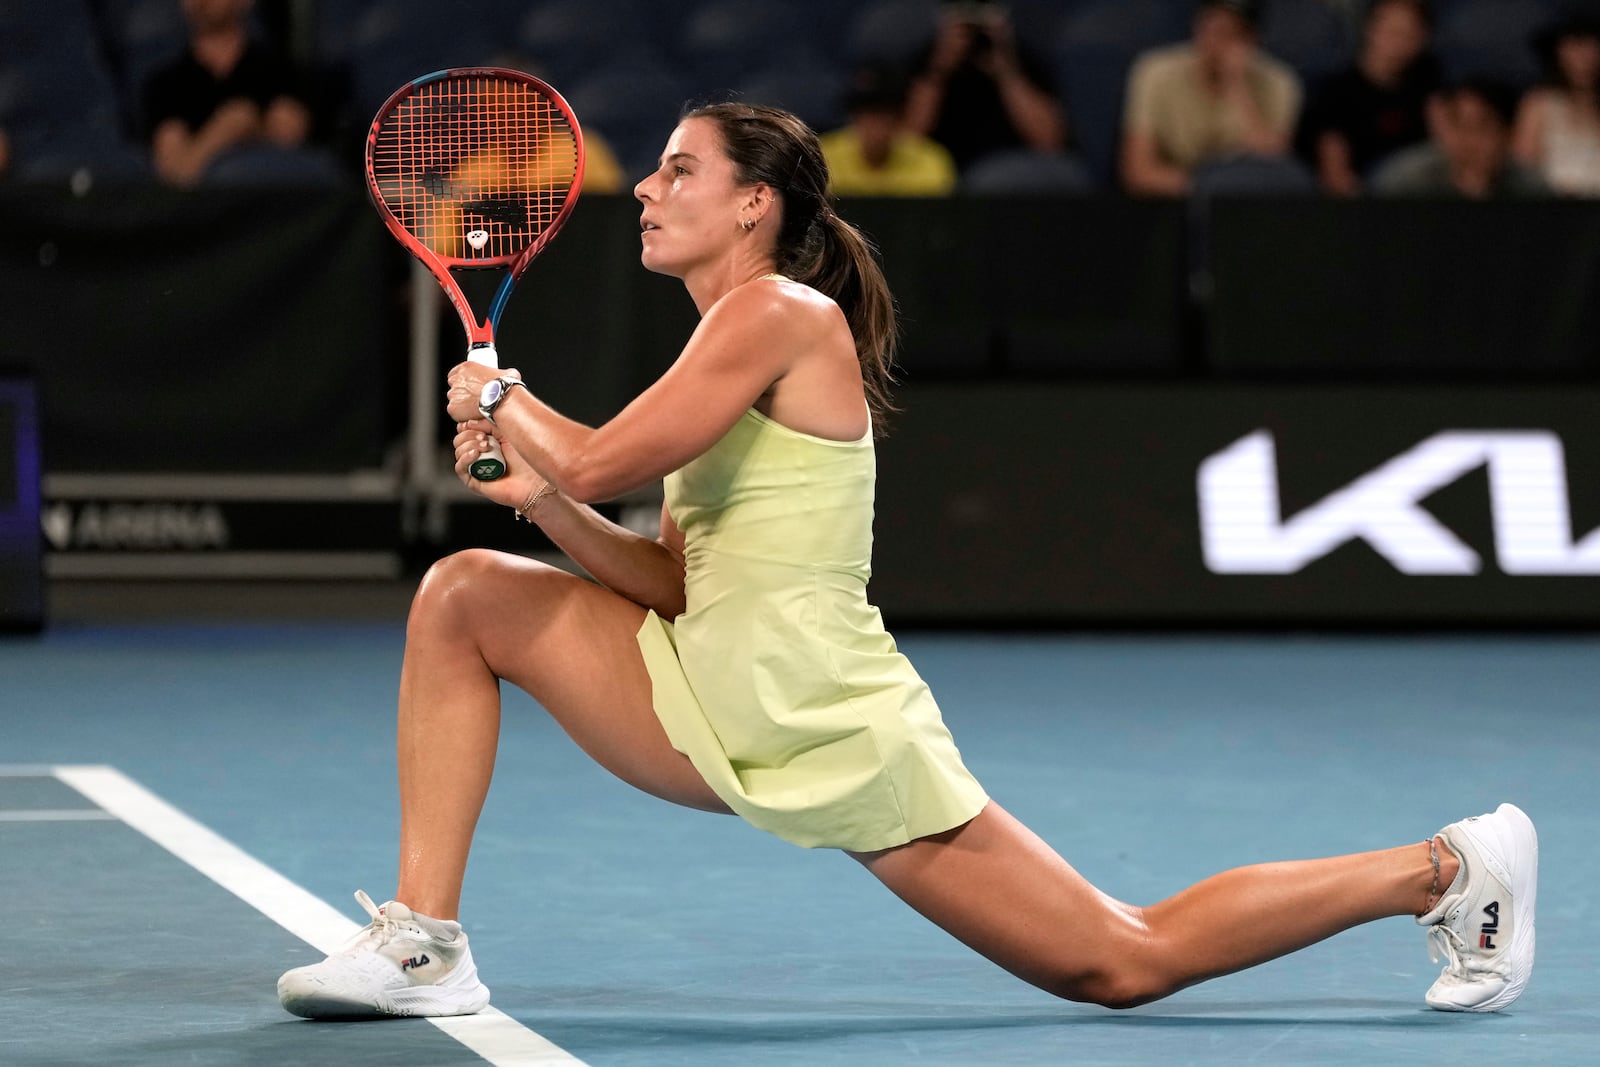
[278,102,1536,1020]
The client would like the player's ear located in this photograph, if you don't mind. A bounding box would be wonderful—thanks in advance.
[743,183,776,225]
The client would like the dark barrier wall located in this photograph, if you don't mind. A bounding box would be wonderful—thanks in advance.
[0,185,392,471]
[7,186,1600,624]
[873,384,1600,625]
[1208,200,1600,379]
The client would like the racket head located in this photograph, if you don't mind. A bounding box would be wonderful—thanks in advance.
[365,67,585,339]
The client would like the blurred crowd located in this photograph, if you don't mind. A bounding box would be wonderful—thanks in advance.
[1,0,1599,201]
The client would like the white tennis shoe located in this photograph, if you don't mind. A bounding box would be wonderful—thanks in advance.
[278,890,491,1019]
[1417,803,1538,1013]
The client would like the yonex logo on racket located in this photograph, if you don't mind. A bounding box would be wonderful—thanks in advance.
[1198,430,1600,576]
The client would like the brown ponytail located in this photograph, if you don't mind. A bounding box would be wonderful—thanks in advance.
[684,101,899,434]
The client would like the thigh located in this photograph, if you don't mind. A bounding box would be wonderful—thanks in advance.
[848,802,1140,997]
[420,549,732,815]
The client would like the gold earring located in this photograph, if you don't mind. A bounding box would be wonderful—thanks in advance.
[740,216,757,231]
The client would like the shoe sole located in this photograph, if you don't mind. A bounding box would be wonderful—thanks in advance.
[279,981,491,1020]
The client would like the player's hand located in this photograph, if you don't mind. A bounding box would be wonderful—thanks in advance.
[452,420,534,505]
[445,362,523,423]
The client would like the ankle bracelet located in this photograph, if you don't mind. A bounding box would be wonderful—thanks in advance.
[1423,837,1441,914]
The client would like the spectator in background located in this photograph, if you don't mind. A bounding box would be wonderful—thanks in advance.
[904,0,1068,173]
[1373,77,1548,198]
[1121,0,1302,196]
[1297,0,1441,197]
[819,63,958,196]
[142,0,312,186]
[1514,12,1600,196]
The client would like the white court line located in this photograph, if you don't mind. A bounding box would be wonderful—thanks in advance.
[47,764,587,1067]
[0,809,119,821]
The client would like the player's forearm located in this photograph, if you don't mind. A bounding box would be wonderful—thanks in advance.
[526,494,687,618]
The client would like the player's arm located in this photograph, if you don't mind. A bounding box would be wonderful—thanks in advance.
[460,279,829,503]
[513,486,689,618]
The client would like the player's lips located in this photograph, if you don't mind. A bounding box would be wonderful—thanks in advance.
[640,218,660,234]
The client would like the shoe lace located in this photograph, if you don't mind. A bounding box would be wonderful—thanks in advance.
[1427,923,1466,974]
[341,889,421,951]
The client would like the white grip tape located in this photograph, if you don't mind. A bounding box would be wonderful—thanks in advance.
[467,344,504,479]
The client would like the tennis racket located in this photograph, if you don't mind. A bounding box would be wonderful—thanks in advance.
[365,67,585,480]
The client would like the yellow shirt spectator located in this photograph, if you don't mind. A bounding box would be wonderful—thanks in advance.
[820,124,957,196]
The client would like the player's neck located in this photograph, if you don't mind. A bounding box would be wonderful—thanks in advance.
[683,254,779,316]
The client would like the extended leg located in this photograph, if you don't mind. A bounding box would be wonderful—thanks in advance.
[852,801,1457,1008]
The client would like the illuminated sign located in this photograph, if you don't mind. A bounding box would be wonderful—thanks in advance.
[1199,431,1600,576]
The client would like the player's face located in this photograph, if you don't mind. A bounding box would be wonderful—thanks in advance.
[634,118,751,277]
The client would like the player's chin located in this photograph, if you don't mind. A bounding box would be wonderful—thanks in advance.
[638,252,681,278]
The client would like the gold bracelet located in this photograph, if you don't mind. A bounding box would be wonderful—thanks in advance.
[514,480,557,522]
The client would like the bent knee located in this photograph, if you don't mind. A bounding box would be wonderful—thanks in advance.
[411,549,557,625]
[1048,967,1174,1010]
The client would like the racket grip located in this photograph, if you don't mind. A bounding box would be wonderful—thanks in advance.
[470,438,508,481]
[466,341,505,479]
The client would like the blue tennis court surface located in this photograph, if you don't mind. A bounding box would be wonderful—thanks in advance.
[3,621,1597,1064]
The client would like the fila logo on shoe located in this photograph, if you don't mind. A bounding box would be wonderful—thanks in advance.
[401,954,431,971]
[1480,901,1501,950]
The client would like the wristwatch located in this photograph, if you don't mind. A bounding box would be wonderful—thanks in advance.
[478,376,525,421]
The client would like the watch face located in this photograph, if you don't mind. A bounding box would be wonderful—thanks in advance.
[480,379,503,408]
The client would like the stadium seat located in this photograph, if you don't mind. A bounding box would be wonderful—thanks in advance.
[0,2,144,180]
[1434,0,1556,86]
[1260,0,1357,86]
[678,0,818,90]
[1054,0,1190,187]
[321,0,498,116]
[845,0,942,64]
[94,0,191,106]
[516,0,661,88]
[202,142,345,187]
[960,148,1096,194]
[734,54,849,134]
[564,54,694,178]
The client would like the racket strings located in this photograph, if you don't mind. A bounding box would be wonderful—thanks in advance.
[371,75,580,262]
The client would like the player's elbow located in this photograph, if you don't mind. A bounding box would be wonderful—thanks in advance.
[553,461,624,505]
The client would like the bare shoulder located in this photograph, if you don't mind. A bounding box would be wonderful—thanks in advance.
[712,275,845,336]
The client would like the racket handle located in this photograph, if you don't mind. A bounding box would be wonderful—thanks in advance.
[470,438,507,481]
[465,341,506,479]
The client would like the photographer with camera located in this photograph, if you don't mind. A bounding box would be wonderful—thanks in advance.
[904,0,1068,173]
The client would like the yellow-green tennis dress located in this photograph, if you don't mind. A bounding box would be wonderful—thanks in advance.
[634,407,989,851]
